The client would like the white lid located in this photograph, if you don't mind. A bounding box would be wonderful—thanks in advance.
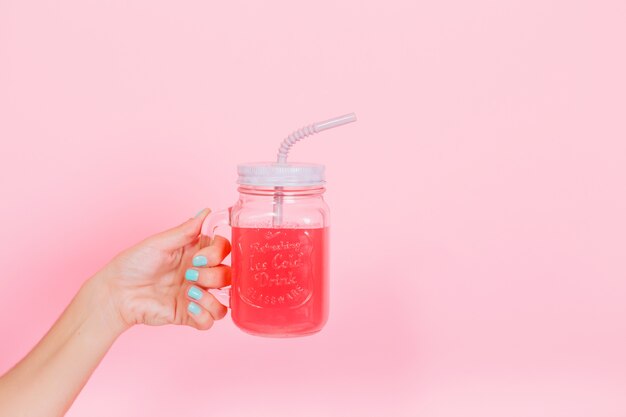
[237,162,325,187]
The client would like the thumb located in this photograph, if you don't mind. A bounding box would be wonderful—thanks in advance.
[148,208,211,251]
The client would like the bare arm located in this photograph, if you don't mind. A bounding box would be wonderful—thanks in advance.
[0,210,232,417]
[0,276,126,416]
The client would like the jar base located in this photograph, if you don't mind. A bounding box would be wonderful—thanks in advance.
[237,327,323,338]
[233,319,326,338]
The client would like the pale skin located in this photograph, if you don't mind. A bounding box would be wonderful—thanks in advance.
[0,209,231,417]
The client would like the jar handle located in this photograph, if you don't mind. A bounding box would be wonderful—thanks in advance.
[199,207,232,307]
[199,207,232,249]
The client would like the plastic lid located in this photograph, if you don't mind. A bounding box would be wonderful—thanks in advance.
[237,162,325,187]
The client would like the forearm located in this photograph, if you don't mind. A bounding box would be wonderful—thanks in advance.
[0,274,128,417]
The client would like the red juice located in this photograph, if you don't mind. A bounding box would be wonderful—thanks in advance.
[231,226,329,337]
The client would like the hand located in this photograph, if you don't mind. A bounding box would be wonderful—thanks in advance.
[93,208,232,331]
[0,209,232,417]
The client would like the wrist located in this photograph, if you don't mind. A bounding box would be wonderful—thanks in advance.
[82,273,131,338]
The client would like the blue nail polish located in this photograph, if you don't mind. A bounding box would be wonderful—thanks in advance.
[188,286,202,300]
[194,209,204,218]
[188,302,201,315]
[192,255,208,267]
[185,269,199,282]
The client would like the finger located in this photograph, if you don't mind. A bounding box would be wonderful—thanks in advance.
[191,235,231,267]
[149,209,211,251]
[184,264,231,288]
[185,299,215,330]
[185,285,228,320]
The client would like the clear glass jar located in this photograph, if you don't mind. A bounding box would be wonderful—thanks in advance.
[201,181,330,337]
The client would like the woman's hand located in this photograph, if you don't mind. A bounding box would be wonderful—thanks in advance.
[0,209,231,417]
[94,208,232,331]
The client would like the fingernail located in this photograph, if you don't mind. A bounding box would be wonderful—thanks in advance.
[192,255,208,267]
[185,268,199,282]
[188,286,203,300]
[194,209,204,218]
[188,301,201,315]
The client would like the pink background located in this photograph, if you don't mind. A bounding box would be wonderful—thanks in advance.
[1,0,626,415]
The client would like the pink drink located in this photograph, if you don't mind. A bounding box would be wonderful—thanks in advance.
[231,226,329,337]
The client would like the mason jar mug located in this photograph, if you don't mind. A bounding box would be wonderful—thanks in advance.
[200,163,330,337]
